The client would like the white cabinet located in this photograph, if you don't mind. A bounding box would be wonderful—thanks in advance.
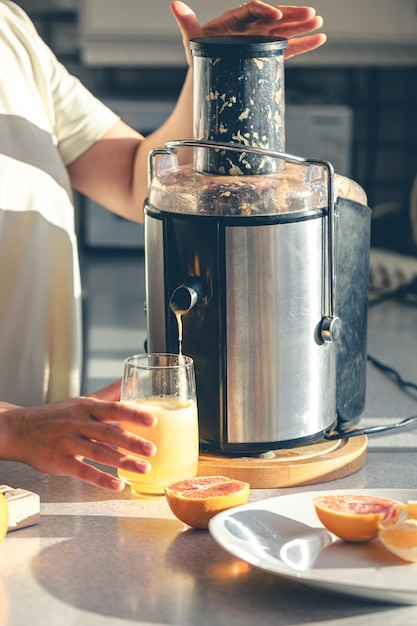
[79,0,417,66]
[301,0,417,65]
[79,0,225,66]
[296,0,417,43]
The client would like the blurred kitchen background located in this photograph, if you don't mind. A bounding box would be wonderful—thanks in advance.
[18,0,417,393]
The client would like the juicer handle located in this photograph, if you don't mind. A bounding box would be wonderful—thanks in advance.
[304,156,340,343]
[147,147,176,188]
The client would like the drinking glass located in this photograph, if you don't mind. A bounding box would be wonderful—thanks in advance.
[118,353,199,496]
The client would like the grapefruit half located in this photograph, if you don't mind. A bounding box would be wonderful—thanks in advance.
[313,493,404,542]
[165,475,250,529]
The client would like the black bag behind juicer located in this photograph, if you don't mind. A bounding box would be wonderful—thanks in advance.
[144,36,371,454]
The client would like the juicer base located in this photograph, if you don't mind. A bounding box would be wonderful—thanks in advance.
[197,435,367,489]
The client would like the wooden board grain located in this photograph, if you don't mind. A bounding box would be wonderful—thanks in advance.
[198,435,368,488]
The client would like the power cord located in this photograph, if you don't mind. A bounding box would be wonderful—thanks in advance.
[368,275,417,307]
[324,414,417,440]
[366,353,417,399]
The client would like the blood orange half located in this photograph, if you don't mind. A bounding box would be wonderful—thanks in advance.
[313,494,404,542]
[165,475,250,529]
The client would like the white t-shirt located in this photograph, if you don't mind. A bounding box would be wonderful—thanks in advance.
[0,1,119,405]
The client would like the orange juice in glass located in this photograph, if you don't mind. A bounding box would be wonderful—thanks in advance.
[118,353,199,496]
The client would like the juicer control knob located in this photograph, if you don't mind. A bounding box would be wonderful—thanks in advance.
[320,316,341,343]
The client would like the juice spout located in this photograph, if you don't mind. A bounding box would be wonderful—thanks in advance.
[169,280,205,315]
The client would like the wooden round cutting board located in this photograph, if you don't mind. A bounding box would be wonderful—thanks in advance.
[197,435,367,489]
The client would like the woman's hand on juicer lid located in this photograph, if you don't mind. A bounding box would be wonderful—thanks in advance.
[170,1,326,64]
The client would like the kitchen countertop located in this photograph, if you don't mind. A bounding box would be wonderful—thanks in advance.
[1,298,416,626]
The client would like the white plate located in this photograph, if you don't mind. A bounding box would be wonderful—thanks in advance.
[209,488,417,605]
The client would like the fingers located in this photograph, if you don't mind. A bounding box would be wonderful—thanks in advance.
[274,5,318,23]
[77,434,155,470]
[171,1,283,49]
[285,33,327,59]
[212,2,284,27]
[200,3,283,37]
[40,423,156,491]
[74,420,156,457]
[72,402,157,481]
[20,397,157,471]
[4,398,159,491]
[58,400,158,459]
[267,14,323,39]
[115,400,157,428]
[67,456,150,491]
[71,401,159,491]
[171,2,201,35]
[82,396,157,428]
[171,1,326,65]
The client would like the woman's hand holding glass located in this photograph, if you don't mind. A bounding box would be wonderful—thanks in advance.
[0,380,157,491]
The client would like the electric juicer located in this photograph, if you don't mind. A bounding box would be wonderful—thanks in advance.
[144,36,371,454]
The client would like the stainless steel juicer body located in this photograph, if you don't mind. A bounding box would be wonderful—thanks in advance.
[144,143,370,453]
[144,36,371,453]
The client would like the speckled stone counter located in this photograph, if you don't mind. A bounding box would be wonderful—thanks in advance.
[0,300,416,626]
[1,452,417,626]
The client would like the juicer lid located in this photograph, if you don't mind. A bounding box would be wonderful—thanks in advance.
[189,35,288,57]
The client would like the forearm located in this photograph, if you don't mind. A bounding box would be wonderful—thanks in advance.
[0,403,24,462]
[68,69,193,224]
[132,68,194,217]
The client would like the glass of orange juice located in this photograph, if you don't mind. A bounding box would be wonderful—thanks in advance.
[118,353,199,497]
